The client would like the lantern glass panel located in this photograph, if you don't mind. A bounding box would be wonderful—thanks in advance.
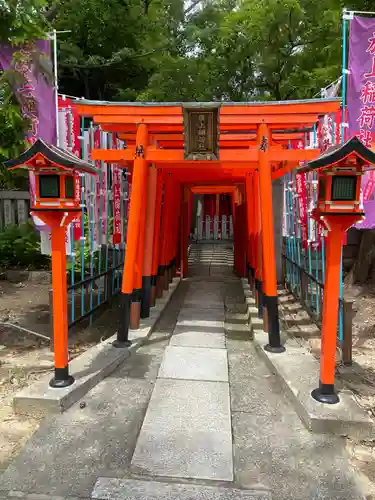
[331,175,357,201]
[39,175,60,198]
[65,176,75,199]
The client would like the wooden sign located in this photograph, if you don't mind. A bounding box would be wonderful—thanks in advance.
[183,105,220,160]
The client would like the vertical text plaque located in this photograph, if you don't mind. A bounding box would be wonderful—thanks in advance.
[183,105,219,160]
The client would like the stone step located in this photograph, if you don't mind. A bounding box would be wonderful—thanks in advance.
[92,477,272,500]
[226,312,250,322]
[225,323,251,334]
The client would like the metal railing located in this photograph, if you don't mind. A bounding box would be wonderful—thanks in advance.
[281,252,353,365]
[49,246,125,336]
[195,215,234,241]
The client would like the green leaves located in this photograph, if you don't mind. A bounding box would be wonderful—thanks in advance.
[0,221,49,269]
[141,0,345,101]
[54,0,180,100]
[0,0,50,44]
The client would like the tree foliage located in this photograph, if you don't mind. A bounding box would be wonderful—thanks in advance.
[54,0,184,100]
[0,0,49,44]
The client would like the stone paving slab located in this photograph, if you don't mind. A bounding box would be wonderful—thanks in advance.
[0,353,162,497]
[0,282,191,498]
[92,478,271,500]
[239,279,374,439]
[158,345,228,381]
[180,301,224,310]
[176,320,225,330]
[254,331,374,439]
[226,300,371,500]
[12,279,180,418]
[177,309,225,321]
[130,379,233,481]
[170,325,226,348]
[233,411,368,500]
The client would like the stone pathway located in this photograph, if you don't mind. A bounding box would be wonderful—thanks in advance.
[131,281,233,482]
[0,244,371,500]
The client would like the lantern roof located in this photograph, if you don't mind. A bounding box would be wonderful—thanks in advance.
[298,136,375,173]
[4,138,99,175]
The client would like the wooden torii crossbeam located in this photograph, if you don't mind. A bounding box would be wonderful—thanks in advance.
[76,98,341,352]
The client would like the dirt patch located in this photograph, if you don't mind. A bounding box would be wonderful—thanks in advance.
[0,278,122,471]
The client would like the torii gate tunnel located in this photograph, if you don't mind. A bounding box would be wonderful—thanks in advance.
[8,96,375,403]
[75,98,341,351]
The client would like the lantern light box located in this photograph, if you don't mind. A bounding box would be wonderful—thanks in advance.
[299,136,375,218]
[4,139,99,212]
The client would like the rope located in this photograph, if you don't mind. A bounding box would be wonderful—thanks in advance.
[0,322,50,342]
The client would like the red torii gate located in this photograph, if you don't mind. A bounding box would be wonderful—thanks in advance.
[76,98,341,354]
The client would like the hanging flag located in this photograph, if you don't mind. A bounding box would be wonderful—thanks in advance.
[319,78,342,151]
[101,131,108,244]
[0,39,56,144]
[112,135,122,245]
[348,16,375,148]
[295,172,308,249]
[58,96,81,156]
[348,16,375,228]
[58,97,82,241]
[93,127,101,249]
[0,39,57,234]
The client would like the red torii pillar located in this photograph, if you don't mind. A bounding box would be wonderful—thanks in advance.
[180,187,190,277]
[130,165,148,329]
[141,163,158,318]
[169,181,181,280]
[253,170,262,315]
[257,123,285,353]
[245,172,254,285]
[115,124,148,347]
[157,173,173,294]
[150,170,164,306]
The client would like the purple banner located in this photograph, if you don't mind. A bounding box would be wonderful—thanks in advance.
[348,16,375,146]
[348,16,375,229]
[0,39,56,145]
[0,39,56,231]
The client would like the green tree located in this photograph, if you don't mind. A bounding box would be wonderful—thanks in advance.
[0,0,49,44]
[54,0,184,100]
[141,0,346,101]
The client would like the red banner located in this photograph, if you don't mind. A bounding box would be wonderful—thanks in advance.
[112,135,122,244]
[295,173,308,249]
[58,97,82,240]
[113,169,121,244]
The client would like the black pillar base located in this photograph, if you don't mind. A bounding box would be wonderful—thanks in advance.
[264,344,286,354]
[311,382,339,405]
[49,367,75,388]
[113,339,132,348]
[141,276,151,319]
[114,293,132,348]
[264,295,285,353]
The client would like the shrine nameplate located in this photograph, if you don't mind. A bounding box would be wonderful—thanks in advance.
[183,106,219,160]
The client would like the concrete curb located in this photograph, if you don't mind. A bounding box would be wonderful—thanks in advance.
[13,278,181,418]
[240,278,374,439]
